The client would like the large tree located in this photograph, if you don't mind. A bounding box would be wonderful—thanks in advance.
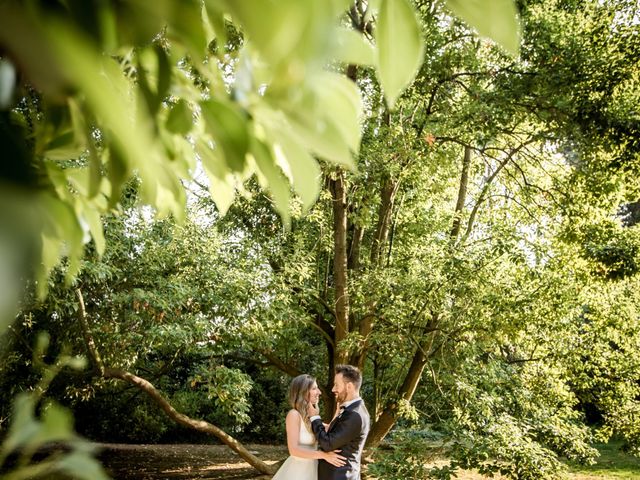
[3,0,640,478]
[203,0,640,476]
[0,0,474,328]
[0,1,520,476]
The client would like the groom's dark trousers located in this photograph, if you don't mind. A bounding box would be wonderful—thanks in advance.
[311,400,370,480]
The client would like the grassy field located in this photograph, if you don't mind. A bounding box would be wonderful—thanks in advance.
[566,441,640,479]
[410,441,640,480]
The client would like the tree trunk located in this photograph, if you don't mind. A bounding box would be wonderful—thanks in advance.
[331,170,350,364]
[366,318,439,448]
[349,178,399,370]
[370,178,399,267]
[365,343,429,448]
[450,146,471,243]
[74,288,277,476]
[347,223,364,272]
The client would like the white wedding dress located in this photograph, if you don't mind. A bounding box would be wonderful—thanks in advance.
[272,412,318,480]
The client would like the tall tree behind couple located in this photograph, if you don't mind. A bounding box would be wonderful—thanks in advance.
[272,365,370,480]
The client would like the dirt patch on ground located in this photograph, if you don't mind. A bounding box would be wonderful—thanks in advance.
[96,444,506,480]
[93,444,523,480]
[95,444,615,480]
[96,443,288,480]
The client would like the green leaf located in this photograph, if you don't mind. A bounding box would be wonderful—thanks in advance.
[253,105,320,211]
[218,0,344,67]
[47,23,185,219]
[136,57,156,117]
[250,137,291,227]
[271,128,321,212]
[84,207,106,255]
[57,451,111,480]
[203,1,228,51]
[97,1,118,51]
[169,0,208,60]
[67,98,101,198]
[0,5,68,97]
[40,402,75,443]
[197,140,236,215]
[44,128,86,161]
[1,394,38,456]
[136,46,171,117]
[217,0,311,64]
[155,45,171,106]
[65,168,91,197]
[66,355,88,370]
[333,28,375,66]
[286,112,355,170]
[314,72,362,154]
[35,332,50,358]
[445,0,521,56]
[106,147,129,209]
[166,100,194,135]
[36,194,84,297]
[376,0,424,108]
[329,0,355,13]
[200,99,249,173]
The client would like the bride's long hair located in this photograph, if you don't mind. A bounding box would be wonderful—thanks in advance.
[288,374,316,432]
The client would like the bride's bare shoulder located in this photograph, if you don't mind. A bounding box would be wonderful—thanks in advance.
[286,408,301,418]
[285,409,302,431]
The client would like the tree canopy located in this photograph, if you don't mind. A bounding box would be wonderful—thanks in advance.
[2,0,640,479]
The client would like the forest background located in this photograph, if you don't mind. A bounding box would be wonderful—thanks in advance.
[0,0,639,479]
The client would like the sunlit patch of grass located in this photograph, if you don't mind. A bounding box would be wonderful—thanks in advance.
[567,441,640,479]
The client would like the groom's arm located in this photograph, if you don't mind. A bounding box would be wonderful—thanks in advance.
[311,413,362,451]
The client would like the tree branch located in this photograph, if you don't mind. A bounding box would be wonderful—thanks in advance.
[74,289,276,475]
[450,146,472,243]
[74,288,104,376]
[257,349,303,379]
[461,140,536,242]
[104,368,277,474]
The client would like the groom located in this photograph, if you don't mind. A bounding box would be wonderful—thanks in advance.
[308,365,370,480]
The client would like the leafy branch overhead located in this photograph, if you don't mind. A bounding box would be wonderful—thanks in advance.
[0,0,520,312]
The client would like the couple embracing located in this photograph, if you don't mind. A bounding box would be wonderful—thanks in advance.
[272,364,370,480]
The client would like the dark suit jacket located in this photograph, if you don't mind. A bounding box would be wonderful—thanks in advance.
[311,400,370,480]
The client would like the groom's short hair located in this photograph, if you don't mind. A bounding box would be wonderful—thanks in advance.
[336,364,362,390]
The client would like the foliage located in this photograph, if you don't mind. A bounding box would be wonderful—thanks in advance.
[369,428,447,480]
[0,0,521,332]
[200,0,640,475]
[568,279,640,456]
[189,365,253,427]
[2,204,272,442]
[1,0,639,478]
[0,334,109,480]
[580,220,640,280]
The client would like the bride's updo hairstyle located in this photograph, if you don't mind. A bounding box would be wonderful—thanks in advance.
[288,374,316,431]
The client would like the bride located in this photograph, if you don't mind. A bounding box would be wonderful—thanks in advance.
[272,374,346,479]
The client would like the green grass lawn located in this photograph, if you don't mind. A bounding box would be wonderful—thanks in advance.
[413,441,640,479]
[567,441,640,479]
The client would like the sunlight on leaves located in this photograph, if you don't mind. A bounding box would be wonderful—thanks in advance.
[376,0,424,108]
[445,0,521,56]
[333,28,376,66]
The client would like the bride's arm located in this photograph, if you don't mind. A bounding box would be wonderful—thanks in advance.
[285,410,345,466]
